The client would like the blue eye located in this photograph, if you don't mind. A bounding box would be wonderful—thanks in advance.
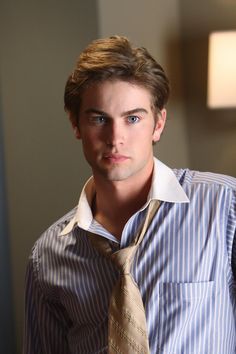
[91,116,107,125]
[127,115,140,124]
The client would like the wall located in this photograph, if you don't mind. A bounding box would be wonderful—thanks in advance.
[179,0,236,176]
[0,1,98,352]
[0,102,15,353]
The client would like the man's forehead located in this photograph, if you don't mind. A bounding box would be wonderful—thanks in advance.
[80,80,153,113]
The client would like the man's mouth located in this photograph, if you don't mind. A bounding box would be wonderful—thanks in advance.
[103,153,129,163]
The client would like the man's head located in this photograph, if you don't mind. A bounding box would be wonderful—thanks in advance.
[64,35,170,126]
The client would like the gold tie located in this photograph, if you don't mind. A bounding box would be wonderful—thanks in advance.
[89,200,160,354]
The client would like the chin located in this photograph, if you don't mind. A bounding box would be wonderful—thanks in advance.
[104,169,134,182]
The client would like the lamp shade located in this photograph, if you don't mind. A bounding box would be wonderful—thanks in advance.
[207,31,236,108]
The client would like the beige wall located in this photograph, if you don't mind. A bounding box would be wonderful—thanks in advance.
[0,1,98,352]
[179,0,236,176]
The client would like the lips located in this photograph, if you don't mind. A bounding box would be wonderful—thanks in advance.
[103,153,129,163]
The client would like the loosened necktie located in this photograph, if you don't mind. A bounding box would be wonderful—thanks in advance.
[89,200,160,354]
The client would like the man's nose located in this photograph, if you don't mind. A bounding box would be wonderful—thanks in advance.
[106,121,124,146]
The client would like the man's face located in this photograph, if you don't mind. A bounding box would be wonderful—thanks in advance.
[73,80,166,183]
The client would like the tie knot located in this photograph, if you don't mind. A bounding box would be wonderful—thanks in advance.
[110,245,137,274]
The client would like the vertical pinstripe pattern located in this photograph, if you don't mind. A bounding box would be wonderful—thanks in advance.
[24,161,236,354]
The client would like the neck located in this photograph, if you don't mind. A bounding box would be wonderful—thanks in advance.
[92,162,154,239]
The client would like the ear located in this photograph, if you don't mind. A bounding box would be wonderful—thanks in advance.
[67,111,81,140]
[152,109,167,143]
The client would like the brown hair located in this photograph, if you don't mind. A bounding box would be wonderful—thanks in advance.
[64,35,170,124]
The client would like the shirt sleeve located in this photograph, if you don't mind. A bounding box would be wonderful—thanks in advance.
[23,251,71,354]
[230,191,236,280]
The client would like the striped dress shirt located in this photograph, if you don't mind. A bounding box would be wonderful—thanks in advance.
[24,158,236,354]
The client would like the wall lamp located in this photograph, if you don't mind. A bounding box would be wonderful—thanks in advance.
[207,30,236,109]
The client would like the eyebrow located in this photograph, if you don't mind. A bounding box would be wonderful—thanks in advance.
[84,108,149,116]
[121,108,149,116]
[84,108,108,116]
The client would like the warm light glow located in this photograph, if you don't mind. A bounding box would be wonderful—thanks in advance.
[207,31,236,108]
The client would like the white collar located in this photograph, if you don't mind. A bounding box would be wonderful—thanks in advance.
[60,158,189,236]
[148,158,189,203]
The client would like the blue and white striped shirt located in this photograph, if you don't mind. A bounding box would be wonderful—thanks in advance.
[24,158,236,354]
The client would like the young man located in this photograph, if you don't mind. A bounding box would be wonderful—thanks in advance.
[24,36,236,354]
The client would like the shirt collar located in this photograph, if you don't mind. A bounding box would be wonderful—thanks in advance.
[60,157,189,236]
[148,158,189,203]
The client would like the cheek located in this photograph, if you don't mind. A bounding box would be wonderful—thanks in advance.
[81,132,104,153]
[84,127,105,140]
[135,124,156,141]
[81,129,98,143]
